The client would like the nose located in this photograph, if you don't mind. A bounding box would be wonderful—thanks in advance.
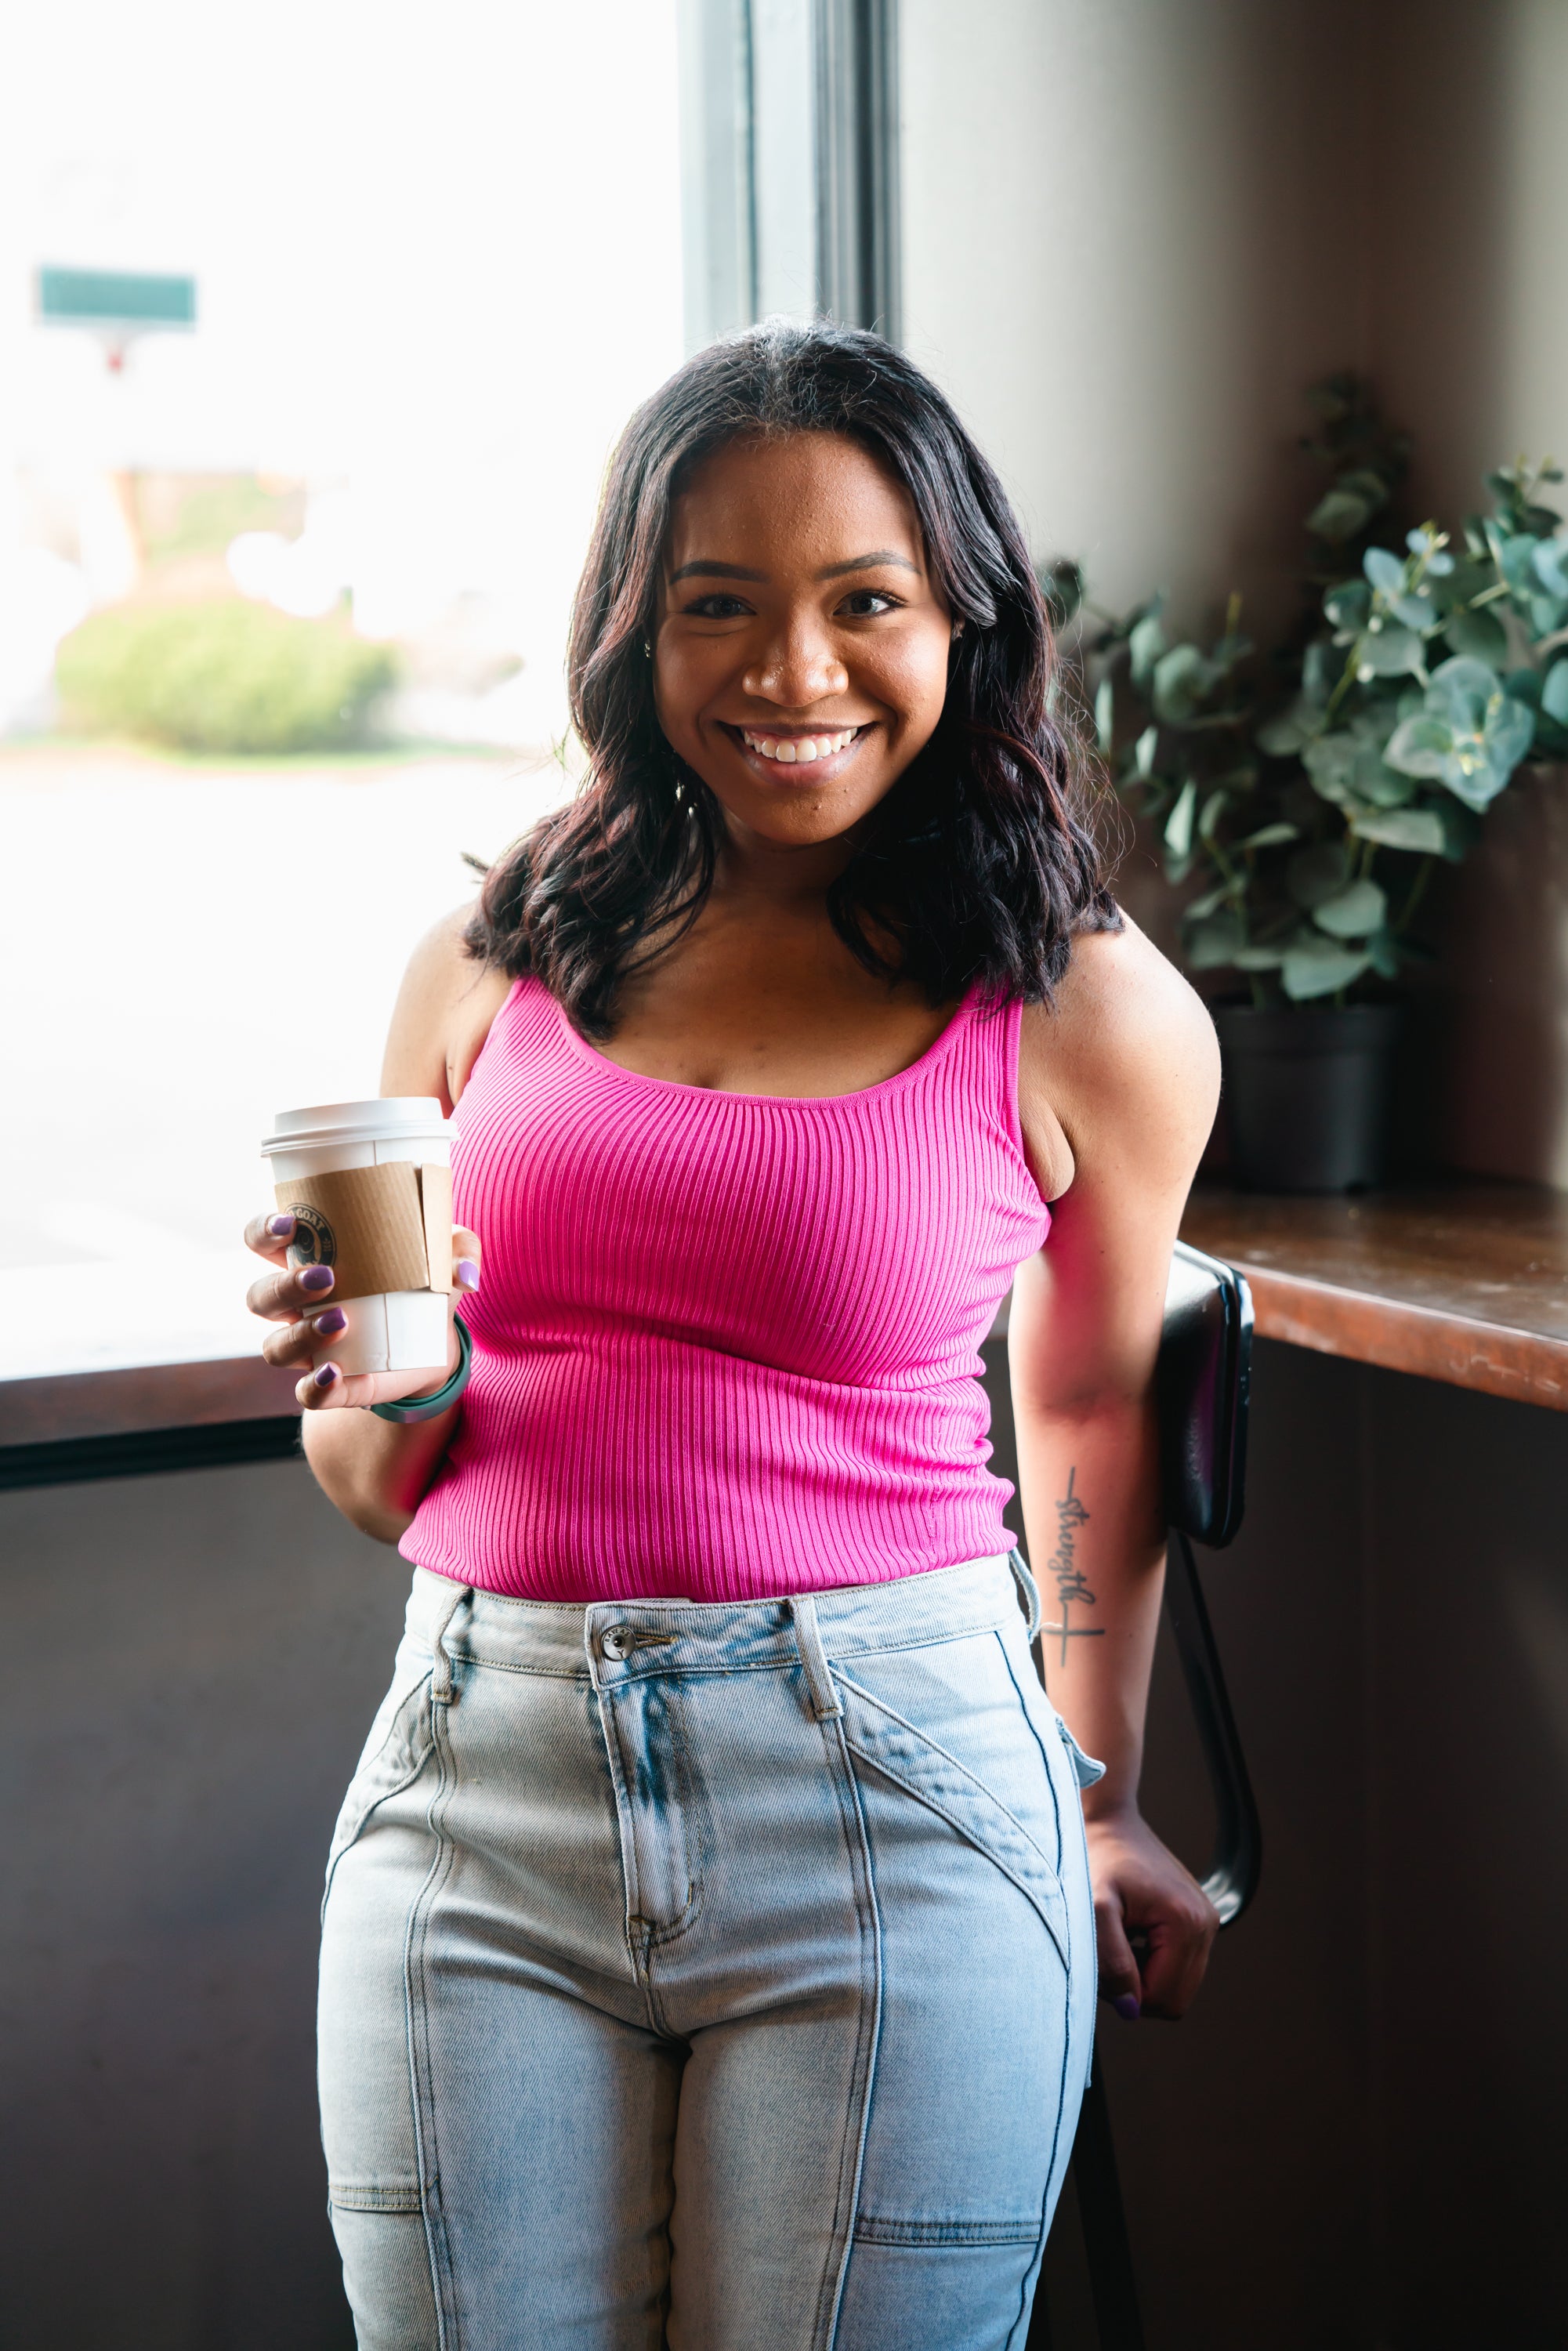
[742,614,849,708]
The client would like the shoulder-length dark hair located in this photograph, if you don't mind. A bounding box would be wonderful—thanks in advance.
[467,318,1119,1034]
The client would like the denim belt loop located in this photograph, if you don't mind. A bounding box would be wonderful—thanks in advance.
[788,1594,844,1722]
[1009,1551,1042,1640]
[427,1579,472,1706]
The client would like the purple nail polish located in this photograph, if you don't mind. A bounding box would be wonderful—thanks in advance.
[313,1364,339,1389]
[455,1258,480,1291]
[313,1307,347,1336]
[299,1263,334,1293]
[267,1212,296,1238]
[1114,1994,1141,2023]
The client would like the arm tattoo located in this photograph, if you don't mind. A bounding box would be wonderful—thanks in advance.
[1041,1466,1104,1669]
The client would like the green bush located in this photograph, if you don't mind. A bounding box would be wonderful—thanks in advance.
[55,599,397,755]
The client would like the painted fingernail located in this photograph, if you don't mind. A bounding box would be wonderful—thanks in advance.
[313,1364,339,1389]
[313,1307,347,1336]
[299,1264,334,1292]
[267,1212,296,1238]
[455,1259,480,1291]
[1114,1994,1141,2023]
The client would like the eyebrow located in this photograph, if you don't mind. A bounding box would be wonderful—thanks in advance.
[667,549,921,585]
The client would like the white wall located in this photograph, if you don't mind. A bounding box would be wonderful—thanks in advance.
[900,0,1568,631]
[898,0,1362,632]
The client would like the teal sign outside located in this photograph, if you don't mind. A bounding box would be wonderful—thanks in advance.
[37,267,197,330]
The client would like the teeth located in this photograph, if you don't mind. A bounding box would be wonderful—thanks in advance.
[741,727,859,763]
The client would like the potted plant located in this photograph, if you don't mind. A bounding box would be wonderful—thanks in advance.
[1047,381,1568,1190]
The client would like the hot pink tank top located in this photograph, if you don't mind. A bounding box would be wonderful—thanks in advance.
[401,975,1051,1602]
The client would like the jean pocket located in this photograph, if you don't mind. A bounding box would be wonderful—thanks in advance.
[1056,1718,1107,1788]
[835,1662,1070,1969]
[322,1646,436,1909]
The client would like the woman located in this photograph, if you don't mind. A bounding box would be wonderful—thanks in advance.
[247,321,1219,2350]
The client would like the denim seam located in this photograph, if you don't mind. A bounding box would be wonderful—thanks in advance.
[813,1713,883,2351]
[643,1683,704,1954]
[404,1692,464,2351]
[994,1632,1066,1878]
[832,1670,1059,1879]
[438,1616,1013,1683]
[320,1690,436,1922]
[853,2214,1039,2246]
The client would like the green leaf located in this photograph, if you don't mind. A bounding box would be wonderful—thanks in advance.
[1437,799,1481,861]
[1364,546,1407,596]
[1281,941,1374,1001]
[1232,946,1286,970]
[1128,610,1167,686]
[1257,697,1317,756]
[1185,909,1247,969]
[1324,579,1371,635]
[1132,722,1157,777]
[1095,676,1114,753]
[1309,487,1378,542]
[1389,591,1439,631]
[1531,538,1568,599]
[1483,689,1535,778]
[1302,732,1359,802]
[1287,842,1349,910]
[1163,776,1197,862]
[1542,661,1568,725]
[1152,643,1221,723]
[1367,930,1401,979]
[1197,788,1230,844]
[1350,806,1446,853]
[1356,623,1424,679]
[1182,881,1239,922]
[1313,878,1388,939]
[1385,714,1454,778]
[1237,821,1300,851]
[1443,606,1510,665]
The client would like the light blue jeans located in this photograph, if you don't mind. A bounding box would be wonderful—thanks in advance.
[318,1552,1103,2349]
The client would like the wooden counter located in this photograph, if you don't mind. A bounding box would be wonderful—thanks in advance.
[1182,1181,1568,1412]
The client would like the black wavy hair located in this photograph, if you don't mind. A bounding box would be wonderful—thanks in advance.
[466,318,1119,1034]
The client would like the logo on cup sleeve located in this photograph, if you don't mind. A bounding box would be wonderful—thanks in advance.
[287,1205,338,1270]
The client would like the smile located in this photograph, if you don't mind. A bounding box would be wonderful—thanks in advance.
[731,724,867,766]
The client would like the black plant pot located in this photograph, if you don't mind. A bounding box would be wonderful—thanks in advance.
[1214,1003,1403,1193]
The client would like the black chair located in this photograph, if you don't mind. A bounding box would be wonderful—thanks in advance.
[1027,1238,1258,2351]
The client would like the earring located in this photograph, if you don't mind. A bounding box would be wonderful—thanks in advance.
[643,639,652,660]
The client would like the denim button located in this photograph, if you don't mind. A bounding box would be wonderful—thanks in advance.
[601,1628,628,1661]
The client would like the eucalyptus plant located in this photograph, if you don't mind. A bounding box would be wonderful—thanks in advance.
[1052,382,1568,1003]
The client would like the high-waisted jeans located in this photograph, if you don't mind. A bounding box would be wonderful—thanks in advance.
[317,1552,1104,2349]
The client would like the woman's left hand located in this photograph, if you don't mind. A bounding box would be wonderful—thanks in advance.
[1083,1809,1219,2022]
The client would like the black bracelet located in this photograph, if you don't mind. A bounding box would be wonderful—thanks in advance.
[369,1313,473,1424]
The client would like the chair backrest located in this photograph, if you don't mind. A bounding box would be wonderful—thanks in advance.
[1159,1240,1254,1549]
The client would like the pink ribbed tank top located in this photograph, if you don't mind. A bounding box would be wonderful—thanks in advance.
[401,975,1051,1602]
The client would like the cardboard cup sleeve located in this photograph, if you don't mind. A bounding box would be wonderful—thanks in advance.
[273,1162,454,1302]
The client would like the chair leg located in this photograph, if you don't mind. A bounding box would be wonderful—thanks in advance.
[1070,2065,1146,2351]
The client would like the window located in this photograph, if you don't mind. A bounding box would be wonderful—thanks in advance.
[1,0,686,1382]
[1,0,900,1394]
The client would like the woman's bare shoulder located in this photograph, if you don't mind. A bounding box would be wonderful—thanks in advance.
[380,906,516,1111]
[1019,915,1219,1186]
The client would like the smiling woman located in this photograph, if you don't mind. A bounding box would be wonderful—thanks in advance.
[246,320,1222,2351]
[465,321,1118,1039]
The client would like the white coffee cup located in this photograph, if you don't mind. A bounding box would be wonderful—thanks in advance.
[261,1098,457,1378]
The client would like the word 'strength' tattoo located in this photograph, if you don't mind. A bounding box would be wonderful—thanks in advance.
[1041,1467,1103,1669]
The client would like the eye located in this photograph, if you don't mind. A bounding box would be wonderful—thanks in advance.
[837,588,904,618]
[682,592,753,619]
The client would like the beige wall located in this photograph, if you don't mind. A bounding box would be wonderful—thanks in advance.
[900,0,1568,626]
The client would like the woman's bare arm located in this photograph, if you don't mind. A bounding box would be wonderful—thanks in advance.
[1012,918,1222,2020]
[246,911,510,1542]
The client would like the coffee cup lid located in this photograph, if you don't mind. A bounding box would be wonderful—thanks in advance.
[261,1097,456,1157]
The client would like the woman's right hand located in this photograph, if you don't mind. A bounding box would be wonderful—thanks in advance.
[244,1209,480,1415]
